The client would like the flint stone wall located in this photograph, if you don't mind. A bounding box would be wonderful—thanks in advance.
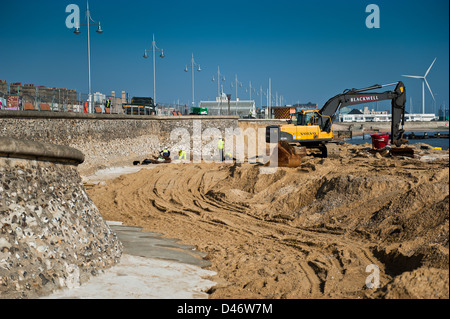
[0,111,239,174]
[0,138,123,299]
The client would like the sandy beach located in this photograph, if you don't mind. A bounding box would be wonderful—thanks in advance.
[86,142,449,299]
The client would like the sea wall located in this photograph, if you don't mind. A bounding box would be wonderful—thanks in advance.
[0,138,123,299]
[1,111,447,173]
[0,111,239,174]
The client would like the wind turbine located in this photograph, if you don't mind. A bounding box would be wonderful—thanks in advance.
[402,58,436,114]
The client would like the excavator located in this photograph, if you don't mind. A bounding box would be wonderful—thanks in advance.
[266,81,408,159]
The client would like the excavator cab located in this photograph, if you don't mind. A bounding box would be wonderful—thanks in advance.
[296,111,314,126]
[290,110,314,126]
[294,110,331,130]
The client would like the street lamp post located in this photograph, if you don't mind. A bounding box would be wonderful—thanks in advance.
[144,34,165,105]
[259,85,265,107]
[246,81,256,101]
[231,74,243,116]
[185,53,201,107]
[212,66,226,115]
[258,85,267,118]
[73,1,103,114]
[212,66,226,97]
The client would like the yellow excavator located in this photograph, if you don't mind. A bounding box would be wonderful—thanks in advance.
[266,81,408,158]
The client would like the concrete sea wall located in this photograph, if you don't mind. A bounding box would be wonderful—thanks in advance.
[0,111,239,174]
[0,138,123,299]
[1,111,447,174]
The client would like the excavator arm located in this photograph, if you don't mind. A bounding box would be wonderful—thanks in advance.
[318,81,407,146]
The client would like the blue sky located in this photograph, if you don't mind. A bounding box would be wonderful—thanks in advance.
[0,0,448,114]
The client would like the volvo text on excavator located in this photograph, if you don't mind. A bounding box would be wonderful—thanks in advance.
[266,81,408,158]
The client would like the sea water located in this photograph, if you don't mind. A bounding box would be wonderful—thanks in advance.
[346,131,449,150]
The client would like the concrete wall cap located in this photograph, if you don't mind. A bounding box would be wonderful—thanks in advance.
[0,110,239,121]
[0,137,85,165]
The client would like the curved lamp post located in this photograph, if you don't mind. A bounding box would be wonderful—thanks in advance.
[184,53,201,107]
[212,66,226,115]
[73,1,103,114]
[231,74,243,115]
[212,66,226,97]
[144,34,165,105]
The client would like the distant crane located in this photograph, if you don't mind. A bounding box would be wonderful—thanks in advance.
[402,58,436,115]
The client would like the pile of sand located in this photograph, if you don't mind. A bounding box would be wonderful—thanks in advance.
[87,143,449,299]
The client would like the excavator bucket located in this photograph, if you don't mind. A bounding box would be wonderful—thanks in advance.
[267,141,303,168]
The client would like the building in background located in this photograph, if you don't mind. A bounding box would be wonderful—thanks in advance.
[294,102,318,112]
[339,106,437,122]
[93,92,106,105]
[438,106,449,121]
[0,80,128,114]
[0,80,7,94]
[200,93,256,118]
[0,80,79,111]
[109,91,127,114]
[269,106,296,119]
[0,80,6,109]
[0,97,5,110]
[8,83,78,104]
[268,102,318,119]
[404,113,438,122]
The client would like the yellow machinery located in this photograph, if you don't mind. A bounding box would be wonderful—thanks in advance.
[286,110,334,142]
[266,82,408,157]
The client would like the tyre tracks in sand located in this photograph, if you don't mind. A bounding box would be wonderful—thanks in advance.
[88,140,449,299]
[89,158,441,299]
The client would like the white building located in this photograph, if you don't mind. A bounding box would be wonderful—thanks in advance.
[339,106,437,122]
[200,93,256,118]
[0,97,6,110]
[404,113,438,122]
[93,92,106,105]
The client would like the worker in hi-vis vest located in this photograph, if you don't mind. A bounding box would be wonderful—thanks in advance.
[160,147,170,159]
[179,149,187,161]
[218,138,225,162]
